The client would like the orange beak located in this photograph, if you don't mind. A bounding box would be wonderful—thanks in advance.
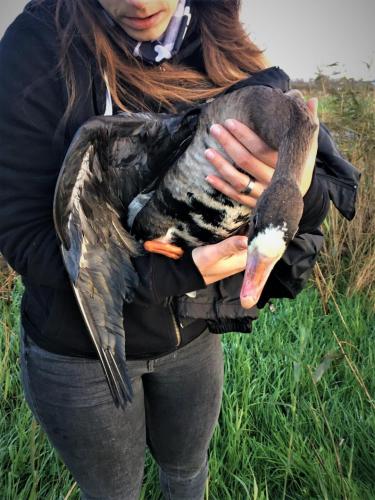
[240,247,280,309]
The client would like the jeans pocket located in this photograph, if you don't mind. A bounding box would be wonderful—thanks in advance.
[19,327,117,417]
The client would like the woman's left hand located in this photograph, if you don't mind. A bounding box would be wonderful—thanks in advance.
[204,97,319,207]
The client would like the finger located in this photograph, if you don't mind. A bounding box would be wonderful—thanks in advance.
[298,98,320,196]
[192,236,248,271]
[209,124,275,185]
[213,235,248,259]
[206,174,265,208]
[205,148,251,191]
[306,97,319,137]
[207,252,248,282]
[306,98,320,145]
[306,97,319,125]
[204,149,266,199]
[222,120,278,167]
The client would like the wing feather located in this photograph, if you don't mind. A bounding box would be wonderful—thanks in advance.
[53,111,199,408]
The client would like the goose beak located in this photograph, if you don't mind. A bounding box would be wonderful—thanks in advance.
[240,247,280,309]
[240,224,288,309]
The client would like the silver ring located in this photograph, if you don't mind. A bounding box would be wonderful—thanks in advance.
[240,175,255,195]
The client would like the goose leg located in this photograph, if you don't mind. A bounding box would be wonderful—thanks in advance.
[143,240,184,260]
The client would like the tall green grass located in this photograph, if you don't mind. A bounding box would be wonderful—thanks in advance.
[1,281,374,499]
[1,78,374,498]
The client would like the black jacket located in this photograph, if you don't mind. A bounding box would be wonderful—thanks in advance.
[0,1,360,359]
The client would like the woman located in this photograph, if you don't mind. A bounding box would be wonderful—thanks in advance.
[0,0,355,498]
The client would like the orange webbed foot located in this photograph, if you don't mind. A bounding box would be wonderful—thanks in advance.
[143,240,184,260]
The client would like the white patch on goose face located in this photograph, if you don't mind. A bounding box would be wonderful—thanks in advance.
[248,225,288,258]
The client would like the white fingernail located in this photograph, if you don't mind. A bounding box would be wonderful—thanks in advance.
[210,124,221,136]
[205,149,215,160]
[225,119,236,130]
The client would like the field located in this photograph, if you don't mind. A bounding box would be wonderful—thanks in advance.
[1,78,374,499]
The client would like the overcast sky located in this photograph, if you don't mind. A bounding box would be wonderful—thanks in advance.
[1,0,374,81]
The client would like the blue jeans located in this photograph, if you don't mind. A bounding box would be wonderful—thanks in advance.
[20,328,224,500]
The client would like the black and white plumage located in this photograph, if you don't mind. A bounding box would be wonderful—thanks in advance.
[53,80,317,408]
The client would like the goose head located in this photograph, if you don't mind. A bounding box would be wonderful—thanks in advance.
[240,177,303,309]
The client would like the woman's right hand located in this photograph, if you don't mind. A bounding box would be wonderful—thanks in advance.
[192,236,248,285]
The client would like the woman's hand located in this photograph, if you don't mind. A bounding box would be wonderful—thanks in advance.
[192,235,248,285]
[204,97,319,204]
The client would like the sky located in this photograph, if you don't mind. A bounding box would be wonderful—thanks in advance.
[1,0,374,81]
[241,0,375,81]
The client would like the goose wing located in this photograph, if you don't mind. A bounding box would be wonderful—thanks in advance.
[53,110,199,408]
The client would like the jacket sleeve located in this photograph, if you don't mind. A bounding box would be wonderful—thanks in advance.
[131,249,207,304]
[0,11,72,290]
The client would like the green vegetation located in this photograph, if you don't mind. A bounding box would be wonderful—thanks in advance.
[1,78,374,498]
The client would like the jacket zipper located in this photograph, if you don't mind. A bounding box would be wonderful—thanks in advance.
[169,304,181,347]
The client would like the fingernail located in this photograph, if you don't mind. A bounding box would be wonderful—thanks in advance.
[310,97,318,109]
[238,238,248,250]
[205,149,215,160]
[205,175,214,183]
[210,124,222,136]
[225,119,236,130]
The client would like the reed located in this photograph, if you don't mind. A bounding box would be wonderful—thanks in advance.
[312,78,375,305]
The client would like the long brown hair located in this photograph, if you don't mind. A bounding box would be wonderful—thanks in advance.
[39,0,268,119]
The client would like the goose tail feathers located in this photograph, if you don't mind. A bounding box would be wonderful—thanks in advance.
[72,284,133,409]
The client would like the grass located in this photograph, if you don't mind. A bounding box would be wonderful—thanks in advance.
[1,77,374,498]
[1,281,374,499]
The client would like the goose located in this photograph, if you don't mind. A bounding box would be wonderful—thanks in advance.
[53,74,317,407]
